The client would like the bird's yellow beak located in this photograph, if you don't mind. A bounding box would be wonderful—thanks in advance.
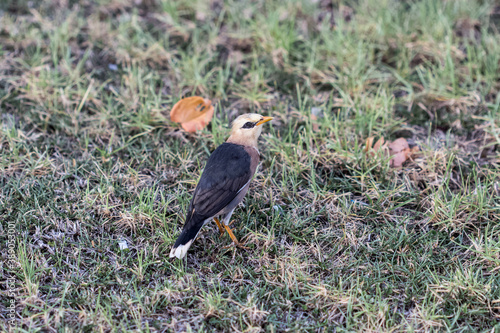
[256,116,273,126]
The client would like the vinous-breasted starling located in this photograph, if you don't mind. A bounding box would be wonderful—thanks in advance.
[170,113,273,259]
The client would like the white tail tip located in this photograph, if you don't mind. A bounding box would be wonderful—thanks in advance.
[169,240,193,259]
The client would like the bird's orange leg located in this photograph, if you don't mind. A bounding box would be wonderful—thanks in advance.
[213,218,225,237]
[222,223,248,249]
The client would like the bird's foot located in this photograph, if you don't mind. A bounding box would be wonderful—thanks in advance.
[222,223,249,249]
[213,218,225,237]
[223,241,249,250]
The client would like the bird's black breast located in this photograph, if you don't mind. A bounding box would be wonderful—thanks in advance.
[189,143,254,218]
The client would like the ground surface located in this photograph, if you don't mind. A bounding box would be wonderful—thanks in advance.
[1,0,500,332]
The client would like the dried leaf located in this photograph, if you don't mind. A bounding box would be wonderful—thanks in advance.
[388,138,410,168]
[365,136,417,168]
[365,137,386,157]
[309,114,321,132]
[310,115,319,131]
[373,137,385,152]
[364,137,375,153]
[170,96,214,132]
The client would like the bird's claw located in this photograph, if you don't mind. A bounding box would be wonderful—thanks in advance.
[223,241,249,250]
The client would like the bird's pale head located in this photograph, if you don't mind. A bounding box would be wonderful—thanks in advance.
[227,113,273,147]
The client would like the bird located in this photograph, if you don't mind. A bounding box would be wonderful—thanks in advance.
[170,113,273,259]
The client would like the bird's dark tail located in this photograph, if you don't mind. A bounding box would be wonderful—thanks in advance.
[170,214,206,259]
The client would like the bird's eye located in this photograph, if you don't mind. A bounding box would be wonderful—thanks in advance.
[242,122,255,129]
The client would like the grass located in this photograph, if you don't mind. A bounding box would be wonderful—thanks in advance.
[0,0,499,331]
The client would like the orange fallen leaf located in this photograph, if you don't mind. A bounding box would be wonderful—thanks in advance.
[170,96,214,132]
